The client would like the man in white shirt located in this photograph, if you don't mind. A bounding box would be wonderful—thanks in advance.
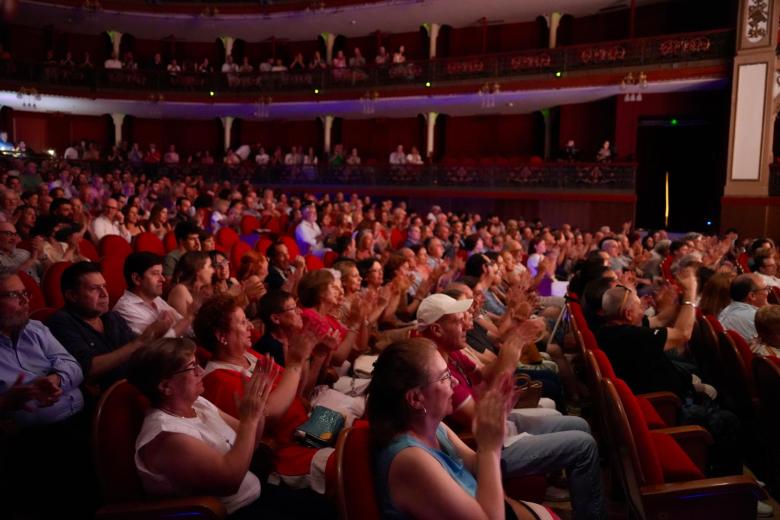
[113,252,191,337]
[63,143,79,160]
[255,146,270,165]
[294,204,324,256]
[163,144,180,165]
[89,198,132,243]
[753,252,780,289]
[719,274,770,341]
[389,144,406,165]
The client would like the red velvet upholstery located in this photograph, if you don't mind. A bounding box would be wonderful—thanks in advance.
[230,241,252,274]
[335,424,381,520]
[99,255,128,307]
[240,215,261,236]
[30,306,58,323]
[280,235,300,259]
[92,380,150,503]
[99,235,132,259]
[305,255,324,271]
[163,231,177,253]
[638,398,667,430]
[390,228,407,250]
[323,251,338,267]
[591,348,615,379]
[17,270,45,312]
[79,238,99,261]
[649,431,705,482]
[256,236,274,255]
[725,330,754,373]
[134,232,166,256]
[704,314,724,334]
[215,227,240,252]
[568,302,599,351]
[612,379,665,485]
[42,261,72,308]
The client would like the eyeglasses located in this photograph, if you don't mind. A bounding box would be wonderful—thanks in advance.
[279,305,299,314]
[616,284,633,313]
[0,289,31,301]
[425,369,457,387]
[0,230,18,238]
[171,360,199,376]
[752,285,771,294]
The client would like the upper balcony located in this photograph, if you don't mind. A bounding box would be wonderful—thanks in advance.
[0,28,734,97]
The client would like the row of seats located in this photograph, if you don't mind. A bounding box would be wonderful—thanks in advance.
[568,297,778,518]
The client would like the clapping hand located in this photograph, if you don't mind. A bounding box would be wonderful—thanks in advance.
[238,357,278,430]
[473,371,513,452]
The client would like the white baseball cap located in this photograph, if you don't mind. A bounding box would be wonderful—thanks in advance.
[416,293,473,327]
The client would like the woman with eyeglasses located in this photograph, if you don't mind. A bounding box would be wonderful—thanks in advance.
[209,250,240,295]
[367,339,557,520]
[194,294,339,506]
[127,337,275,517]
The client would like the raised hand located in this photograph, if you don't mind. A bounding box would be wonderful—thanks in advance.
[239,357,278,428]
[139,311,174,342]
[287,329,321,366]
[473,371,512,452]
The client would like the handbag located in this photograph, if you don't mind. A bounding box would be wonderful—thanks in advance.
[514,373,543,409]
[353,354,379,378]
[294,406,346,448]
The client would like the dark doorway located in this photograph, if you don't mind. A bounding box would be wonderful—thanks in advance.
[635,120,725,233]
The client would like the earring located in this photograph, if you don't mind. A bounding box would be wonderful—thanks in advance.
[421,406,427,415]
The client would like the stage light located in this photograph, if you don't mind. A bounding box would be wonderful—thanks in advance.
[706,220,712,226]
[555,71,562,78]
[670,118,679,126]
[314,89,320,94]
[209,91,215,97]
[425,81,431,88]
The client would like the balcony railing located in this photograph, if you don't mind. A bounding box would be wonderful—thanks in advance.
[0,29,733,95]
[48,159,636,191]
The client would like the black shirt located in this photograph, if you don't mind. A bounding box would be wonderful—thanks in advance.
[595,323,693,399]
[47,308,137,389]
[254,332,285,367]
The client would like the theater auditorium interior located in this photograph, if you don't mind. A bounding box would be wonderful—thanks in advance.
[2,0,780,518]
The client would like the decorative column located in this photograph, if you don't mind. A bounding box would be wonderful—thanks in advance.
[722,0,780,238]
[320,114,334,154]
[220,116,234,152]
[319,32,337,65]
[219,36,235,59]
[422,23,441,59]
[544,12,562,49]
[110,113,125,145]
[424,112,438,159]
[107,30,123,57]
[539,108,552,160]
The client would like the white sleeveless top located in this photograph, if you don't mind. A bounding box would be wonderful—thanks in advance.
[134,396,261,514]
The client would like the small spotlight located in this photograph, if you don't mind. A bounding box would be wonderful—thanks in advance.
[47,149,55,156]
[209,91,215,97]
[670,118,679,126]
[706,220,712,226]
[425,81,431,88]
[555,71,562,78]
[314,88,320,94]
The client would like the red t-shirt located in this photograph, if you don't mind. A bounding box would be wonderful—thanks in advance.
[446,349,482,410]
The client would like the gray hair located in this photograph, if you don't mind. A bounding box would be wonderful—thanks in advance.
[602,286,631,319]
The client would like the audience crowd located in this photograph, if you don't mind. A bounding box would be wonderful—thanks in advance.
[0,153,778,519]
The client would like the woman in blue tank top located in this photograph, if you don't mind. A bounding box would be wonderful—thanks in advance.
[366,338,556,520]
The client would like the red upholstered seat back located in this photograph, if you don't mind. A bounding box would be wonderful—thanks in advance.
[134,231,166,256]
[323,251,338,268]
[305,254,324,271]
[79,238,99,262]
[99,255,127,307]
[216,227,240,252]
[99,235,132,259]
[17,270,46,312]
[725,330,754,373]
[230,241,252,274]
[335,423,381,520]
[163,231,177,253]
[280,235,300,259]
[42,261,72,308]
[240,215,261,236]
[256,236,274,255]
[612,379,664,485]
[704,314,724,333]
[390,228,407,250]
[591,348,617,379]
[92,379,150,503]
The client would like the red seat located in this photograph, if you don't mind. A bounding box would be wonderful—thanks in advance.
[79,239,99,262]
[134,232,166,256]
[256,236,274,255]
[280,235,300,259]
[93,380,226,519]
[230,241,252,274]
[240,215,261,236]
[17,270,46,313]
[163,231,177,253]
[29,306,57,323]
[389,228,407,250]
[215,227,240,252]
[99,255,127,308]
[335,424,381,520]
[305,255,324,271]
[323,251,339,268]
[737,252,751,273]
[98,235,132,260]
[601,377,762,519]
[41,261,72,308]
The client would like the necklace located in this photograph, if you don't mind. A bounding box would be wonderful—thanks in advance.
[158,405,196,419]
